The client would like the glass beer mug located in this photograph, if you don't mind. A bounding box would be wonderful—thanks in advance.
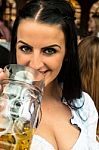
[0,64,44,150]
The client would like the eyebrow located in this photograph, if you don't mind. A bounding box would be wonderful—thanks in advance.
[42,44,61,49]
[17,40,61,49]
[17,40,33,49]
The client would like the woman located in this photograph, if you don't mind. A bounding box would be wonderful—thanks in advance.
[78,35,99,142]
[78,35,99,113]
[0,0,98,149]
[88,13,99,36]
[0,19,11,42]
[0,45,9,68]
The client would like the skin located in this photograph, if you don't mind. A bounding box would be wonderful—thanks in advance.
[88,17,96,32]
[16,19,66,87]
[1,19,80,149]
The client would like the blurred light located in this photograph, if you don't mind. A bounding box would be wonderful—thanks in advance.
[8,0,14,4]
[70,0,78,8]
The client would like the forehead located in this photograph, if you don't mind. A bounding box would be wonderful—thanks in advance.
[17,19,65,46]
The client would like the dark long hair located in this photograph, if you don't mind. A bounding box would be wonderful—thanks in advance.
[10,0,82,109]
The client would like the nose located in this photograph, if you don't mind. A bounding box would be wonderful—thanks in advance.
[29,53,44,70]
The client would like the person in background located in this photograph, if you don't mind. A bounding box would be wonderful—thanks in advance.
[0,19,11,42]
[78,35,99,113]
[0,0,99,149]
[78,35,99,141]
[0,45,9,68]
[88,13,99,36]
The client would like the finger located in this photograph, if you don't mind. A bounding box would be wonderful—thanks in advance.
[0,70,8,80]
[0,72,5,80]
[0,68,3,73]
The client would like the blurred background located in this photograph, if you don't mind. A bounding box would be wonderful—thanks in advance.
[0,0,98,38]
[0,0,98,140]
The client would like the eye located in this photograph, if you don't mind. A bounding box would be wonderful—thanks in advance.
[18,45,32,53]
[43,48,57,55]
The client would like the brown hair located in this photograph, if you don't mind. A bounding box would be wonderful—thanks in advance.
[78,35,99,113]
[92,13,99,34]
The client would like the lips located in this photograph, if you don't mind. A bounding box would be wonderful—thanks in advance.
[39,70,49,74]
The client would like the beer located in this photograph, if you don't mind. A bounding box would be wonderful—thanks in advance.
[0,127,35,150]
[0,64,44,150]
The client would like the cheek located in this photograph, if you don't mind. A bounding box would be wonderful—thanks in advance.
[16,51,28,64]
[48,55,64,74]
[53,60,63,76]
[44,57,63,86]
[16,51,22,64]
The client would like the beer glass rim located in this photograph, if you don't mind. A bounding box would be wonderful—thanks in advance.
[3,64,45,91]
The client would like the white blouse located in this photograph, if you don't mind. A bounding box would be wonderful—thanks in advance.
[30,92,99,150]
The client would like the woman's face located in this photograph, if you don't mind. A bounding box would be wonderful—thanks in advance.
[16,19,66,86]
[88,17,96,32]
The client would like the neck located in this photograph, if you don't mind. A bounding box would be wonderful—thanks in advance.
[42,80,62,103]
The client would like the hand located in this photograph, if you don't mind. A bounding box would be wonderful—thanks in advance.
[0,68,7,80]
[0,68,8,92]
